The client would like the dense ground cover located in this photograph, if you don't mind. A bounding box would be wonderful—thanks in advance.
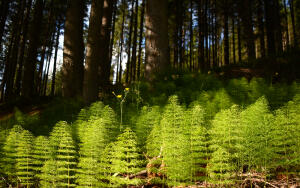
[0,74,299,187]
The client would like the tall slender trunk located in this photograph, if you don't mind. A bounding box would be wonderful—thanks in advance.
[137,0,145,80]
[204,0,209,70]
[274,0,283,54]
[131,0,138,82]
[51,21,61,96]
[83,0,104,103]
[223,0,230,65]
[257,0,266,57]
[283,0,290,48]
[240,0,256,60]
[118,0,126,84]
[100,0,114,88]
[289,0,297,45]
[109,0,117,69]
[198,0,205,71]
[264,0,276,56]
[4,0,26,100]
[189,0,194,71]
[38,0,55,94]
[145,0,169,81]
[126,0,135,84]
[15,0,33,96]
[237,18,242,62]
[232,17,236,64]
[62,0,85,98]
[0,0,9,49]
[22,0,44,98]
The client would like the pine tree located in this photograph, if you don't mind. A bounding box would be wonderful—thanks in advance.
[110,128,143,186]
[15,130,35,187]
[40,121,77,187]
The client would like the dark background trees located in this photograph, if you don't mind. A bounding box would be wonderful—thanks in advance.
[0,0,299,103]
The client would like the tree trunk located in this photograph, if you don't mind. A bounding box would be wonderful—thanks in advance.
[289,0,297,45]
[4,0,26,100]
[126,0,135,84]
[15,0,33,96]
[83,0,104,104]
[118,0,126,84]
[62,0,85,98]
[232,17,236,64]
[224,0,230,65]
[99,0,114,88]
[264,0,276,56]
[198,0,205,71]
[21,0,44,98]
[257,0,266,58]
[137,0,145,80]
[237,18,242,62]
[274,0,283,54]
[51,21,61,96]
[145,0,170,81]
[131,0,138,82]
[283,0,290,48]
[0,0,9,49]
[240,0,256,60]
[189,0,194,71]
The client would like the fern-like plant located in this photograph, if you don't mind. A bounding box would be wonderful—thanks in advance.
[207,147,235,185]
[110,128,143,187]
[136,106,161,149]
[40,121,77,187]
[15,130,35,187]
[1,125,24,184]
[186,105,209,182]
[240,97,274,173]
[32,136,51,183]
[160,96,191,186]
[76,118,107,187]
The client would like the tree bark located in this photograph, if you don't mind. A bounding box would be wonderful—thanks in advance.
[223,0,230,65]
[232,17,236,64]
[145,0,170,81]
[264,0,276,56]
[137,0,145,80]
[131,0,139,82]
[0,0,9,49]
[15,0,33,96]
[99,0,114,88]
[289,0,297,45]
[83,0,104,104]
[283,0,290,48]
[62,0,85,98]
[257,0,266,58]
[237,18,242,62]
[51,21,61,96]
[126,0,135,84]
[4,0,26,100]
[240,0,256,60]
[21,0,44,98]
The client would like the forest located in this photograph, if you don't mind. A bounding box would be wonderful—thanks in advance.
[0,0,300,187]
